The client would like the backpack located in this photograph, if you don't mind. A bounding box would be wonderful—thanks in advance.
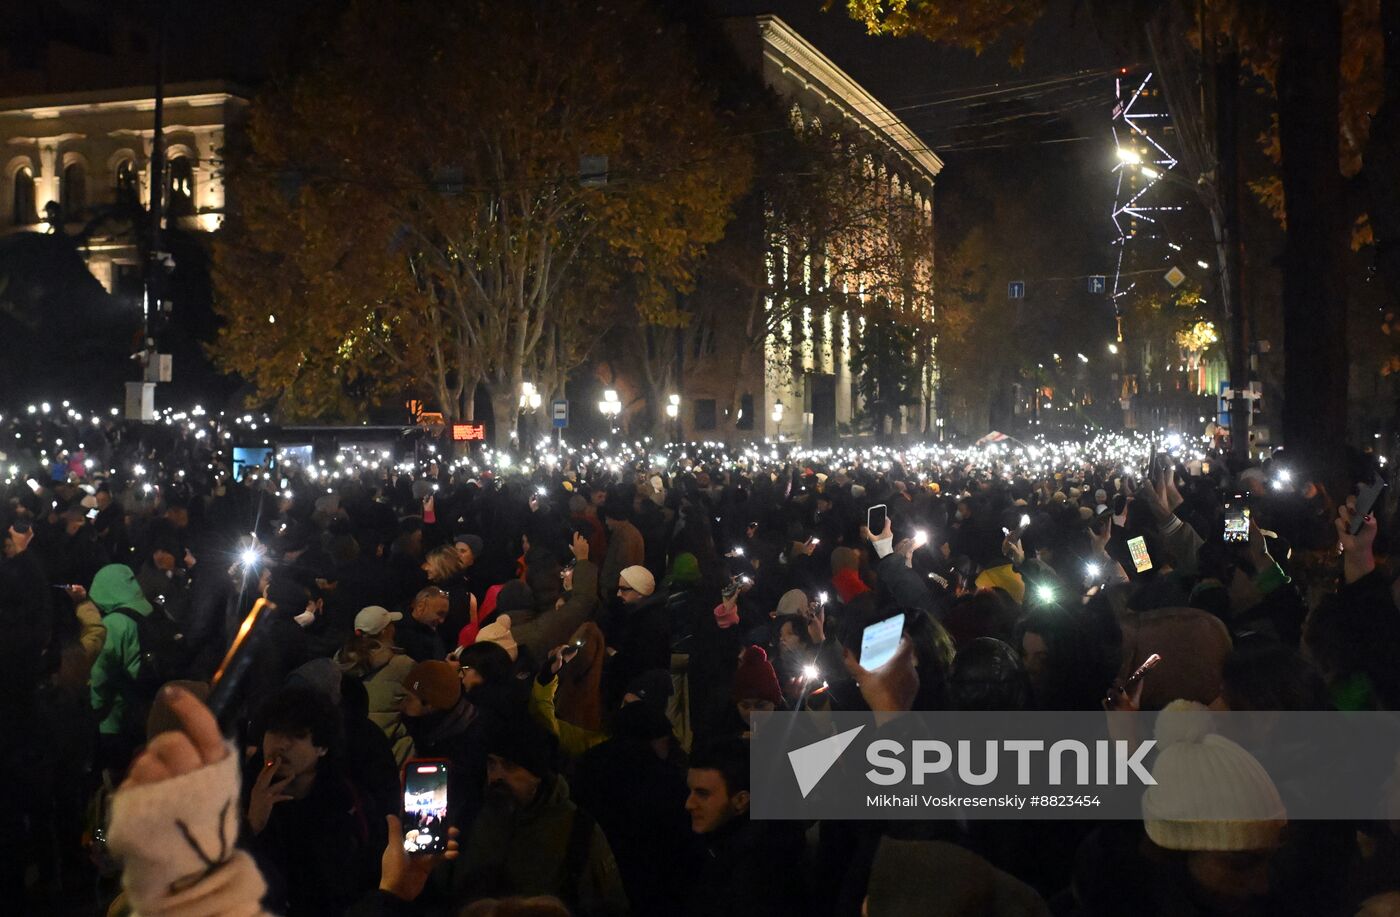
[113,604,188,690]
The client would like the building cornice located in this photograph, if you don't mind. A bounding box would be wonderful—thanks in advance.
[0,81,249,120]
[752,15,943,181]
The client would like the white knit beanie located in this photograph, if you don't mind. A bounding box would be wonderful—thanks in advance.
[1142,700,1286,851]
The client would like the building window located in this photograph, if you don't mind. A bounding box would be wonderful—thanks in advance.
[737,393,754,430]
[694,399,717,431]
[62,162,86,214]
[12,166,37,225]
[116,160,139,208]
[167,155,194,217]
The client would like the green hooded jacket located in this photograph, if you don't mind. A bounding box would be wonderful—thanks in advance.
[88,564,153,736]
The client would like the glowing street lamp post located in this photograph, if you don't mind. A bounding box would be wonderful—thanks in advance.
[598,389,622,434]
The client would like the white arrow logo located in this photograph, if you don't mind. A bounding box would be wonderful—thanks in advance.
[788,725,865,798]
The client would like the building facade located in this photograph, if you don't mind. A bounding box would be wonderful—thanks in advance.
[711,15,944,444]
[0,80,245,293]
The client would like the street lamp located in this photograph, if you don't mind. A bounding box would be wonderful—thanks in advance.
[771,399,784,423]
[519,382,543,412]
[598,388,621,433]
[1108,343,1119,355]
[665,393,680,442]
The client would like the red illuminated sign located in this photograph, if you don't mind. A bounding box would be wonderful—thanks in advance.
[451,423,487,442]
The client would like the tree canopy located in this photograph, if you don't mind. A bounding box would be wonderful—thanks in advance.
[213,0,749,439]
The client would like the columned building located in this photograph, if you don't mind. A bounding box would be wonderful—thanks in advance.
[0,81,245,292]
[710,15,943,444]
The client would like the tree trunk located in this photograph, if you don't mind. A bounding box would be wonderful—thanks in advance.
[1362,0,1400,320]
[1278,0,1348,483]
[490,385,518,450]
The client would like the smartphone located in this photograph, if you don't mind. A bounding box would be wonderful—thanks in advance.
[86,507,100,521]
[26,479,41,494]
[1351,474,1387,535]
[1123,653,1163,692]
[1223,506,1250,543]
[1127,536,1153,574]
[867,504,888,536]
[859,612,906,670]
[402,759,450,856]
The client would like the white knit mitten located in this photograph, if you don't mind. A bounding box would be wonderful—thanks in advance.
[108,746,271,917]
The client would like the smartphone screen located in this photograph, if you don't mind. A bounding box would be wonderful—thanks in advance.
[1127,536,1153,574]
[1223,508,1249,543]
[867,504,888,536]
[403,760,450,856]
[860,612,905,670]
[1351,474,1387,535]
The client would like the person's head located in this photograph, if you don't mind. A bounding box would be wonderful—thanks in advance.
[484,719,556,810]
[151,535,181,572]
[412,586,450,627]
[732,645,783,723]
[617,565,655,604]
[164,504,189,529]
[1015,604,1121,710]
[401,659,463,717]
[95,485,112,509]
[255,686,341,786]
[455,639,514,693]
[686,738,751,834]
[776,616,814,657]
[266,574,319,621]
[453,533,484,568]
[354,604,402,640]
[1143,701,1286,907]
[949,638,1031,711]
[422,544,466,584]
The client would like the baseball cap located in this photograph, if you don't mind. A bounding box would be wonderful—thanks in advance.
[354,605,402,636]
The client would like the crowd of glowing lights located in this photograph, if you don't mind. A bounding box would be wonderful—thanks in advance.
[0,400,1257,500]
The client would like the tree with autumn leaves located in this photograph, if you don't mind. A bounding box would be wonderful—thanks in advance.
[839,0,1400,472]
[212,0,748,444]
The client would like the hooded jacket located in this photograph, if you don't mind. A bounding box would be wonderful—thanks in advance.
[335,640,416,764]
[446,772,627,916]
[89,563,153,736]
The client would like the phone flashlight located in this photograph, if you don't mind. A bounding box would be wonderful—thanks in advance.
[1036,584,1056,604]
[818,591,828,605]
[1020,514,1031,529]
[733,546,745,557]
[537,487,547,497]
[801,664,820,682]
[913,529,928,548]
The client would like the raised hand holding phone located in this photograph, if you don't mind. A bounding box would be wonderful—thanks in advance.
[381,813,458,902]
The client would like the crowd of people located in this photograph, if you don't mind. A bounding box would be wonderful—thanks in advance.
[2,404,1399,917]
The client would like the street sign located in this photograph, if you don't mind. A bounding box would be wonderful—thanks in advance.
[1008,281,1025,300]
[552,399,569,429]
[1164,266,1186,288]
[1088,275,1106,295]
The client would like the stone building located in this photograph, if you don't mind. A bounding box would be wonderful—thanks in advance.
[0,80,246,293]
[676,15,942,445]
